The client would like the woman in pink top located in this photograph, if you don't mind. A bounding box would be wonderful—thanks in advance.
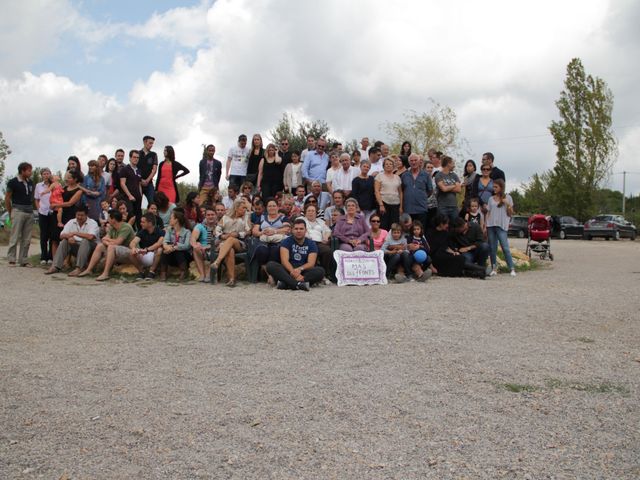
[155,145,190,204]
[369,213,388,250]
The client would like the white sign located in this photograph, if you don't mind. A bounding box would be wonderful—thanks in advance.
[333,250,387,286]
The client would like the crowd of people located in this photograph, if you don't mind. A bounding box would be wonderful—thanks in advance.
[4,134,519,290]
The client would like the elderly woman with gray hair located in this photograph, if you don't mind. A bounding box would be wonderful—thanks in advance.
[332,198,371,251]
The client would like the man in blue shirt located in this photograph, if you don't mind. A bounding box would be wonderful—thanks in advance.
[401,153,433,229]
[265,218,325,291]
[302,137,329,188]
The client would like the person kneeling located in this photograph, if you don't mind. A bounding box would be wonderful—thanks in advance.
[266,218,325,291]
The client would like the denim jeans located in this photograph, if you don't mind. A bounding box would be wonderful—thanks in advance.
[487,226,514,270]
[438,205,458,225]
[142,182,155,205]
[462,241,489,267]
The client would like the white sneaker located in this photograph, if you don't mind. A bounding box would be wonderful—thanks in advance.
[489,269,497,277]
[510,269,517,277]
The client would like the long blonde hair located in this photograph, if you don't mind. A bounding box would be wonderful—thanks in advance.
[264,143,282,165]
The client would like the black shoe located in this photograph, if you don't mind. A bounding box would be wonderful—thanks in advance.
[276,280,288,290]
[146,271,156,281]
[296,281,310,292]
[136,271,146,281]
[210,263,219,284]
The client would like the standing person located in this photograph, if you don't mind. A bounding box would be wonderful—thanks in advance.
[485,179,516,277]
[301,137,329,188]
[110,149,126,199]
[426,149,442,174]
[399,141,412,168]
[198,144,222,204]
[461,159,477,216]
[482,152,506,182]
[105,158,118,197]
[119,150,143,227]
[301,135,316,164]
[139,135,158,205]
[367,146,383,176]
[44,205,99,276]
[329,153,359,197]
[424,161,439,229]
[375,157,403,230]
[257,143,285,199]
[283,150,303,194]
[358,137,370,161]
[472,162,495,212]
[226,134,250,188]
[434,155,461,224]
[246,134,264,188]
[67,156,84,181]
[34,167,55,264]
[324,152,341,194]
[155,145,190,204]
[81,160,106,222]
[51,170,83,242]
[277,138,292,166]
[5,162,34,267]
[401,153,432,229]
[265,218,325,291]
[351,160,376,225]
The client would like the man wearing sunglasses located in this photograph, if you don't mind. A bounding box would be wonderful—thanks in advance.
[481,152,505,182]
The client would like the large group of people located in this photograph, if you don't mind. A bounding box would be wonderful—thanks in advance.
[4,134,519,291]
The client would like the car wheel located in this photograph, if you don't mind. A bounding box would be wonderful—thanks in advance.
[559,230,566,240]
[614,230,620,241]
[518,229,525,239]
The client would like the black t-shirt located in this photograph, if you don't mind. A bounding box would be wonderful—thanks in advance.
[247,148,264,176]
[121,164,142,200]
[136,226,163,249]
[138,149,158,179]
[7,177,34,208]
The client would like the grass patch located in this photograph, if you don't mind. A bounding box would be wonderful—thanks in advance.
[502,383,538,393]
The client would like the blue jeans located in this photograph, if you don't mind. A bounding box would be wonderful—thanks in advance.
[487,226,514,270]
[462,241,489,267]
[142,182,155,205]
[438,205,458,225]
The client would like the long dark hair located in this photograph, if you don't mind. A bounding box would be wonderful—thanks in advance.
[165,145,175,162]
[400,141,412,156]
[106,158,117,173]
[463,159,477,178]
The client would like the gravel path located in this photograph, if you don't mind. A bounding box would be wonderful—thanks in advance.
[1,238,639,479]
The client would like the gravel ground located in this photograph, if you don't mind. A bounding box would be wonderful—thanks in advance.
[1,238,639,479]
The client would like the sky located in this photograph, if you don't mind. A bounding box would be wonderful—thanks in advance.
[1,0,639,198]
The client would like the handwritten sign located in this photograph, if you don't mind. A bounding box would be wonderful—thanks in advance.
[333,250,387,286]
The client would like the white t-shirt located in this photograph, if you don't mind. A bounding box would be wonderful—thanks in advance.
[330,167,360,191]
[227,146,250,176]
[369,160,384,176]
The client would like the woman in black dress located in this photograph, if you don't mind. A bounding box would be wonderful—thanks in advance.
[257,143,284,199]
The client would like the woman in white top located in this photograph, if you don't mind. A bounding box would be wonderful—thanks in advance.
[374,157,403,230]
[283,151,303,194]
[34,167,55,264]
[324,152,341,194]
[211,198,251,286]
[485,178,516,277]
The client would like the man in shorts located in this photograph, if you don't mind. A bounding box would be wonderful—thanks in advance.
[129,213,164,280]
[78,209,136,281]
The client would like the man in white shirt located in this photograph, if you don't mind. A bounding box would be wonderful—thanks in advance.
[45,205,100,276]
[226,134,250,188]
[358,137,370,160]
[327,153,360,197]
[367,146,383,176]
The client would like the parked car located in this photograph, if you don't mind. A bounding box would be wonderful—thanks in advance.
[550,215,584,239]
[508,215,529,238]
[583,214,637,241]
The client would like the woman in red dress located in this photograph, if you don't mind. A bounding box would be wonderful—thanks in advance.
[155,145,190,204]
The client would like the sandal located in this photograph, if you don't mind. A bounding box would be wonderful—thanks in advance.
[225,279,236,288]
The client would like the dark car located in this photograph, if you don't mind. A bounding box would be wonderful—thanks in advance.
[550,215,584,239]
[508,215,529,238]
[583,214,637,241]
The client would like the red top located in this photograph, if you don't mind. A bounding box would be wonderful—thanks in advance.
[157,161,176,203]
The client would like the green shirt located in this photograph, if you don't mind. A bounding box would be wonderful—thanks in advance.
[109,222,135,246]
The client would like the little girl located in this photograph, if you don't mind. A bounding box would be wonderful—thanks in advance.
[406,220,432,282]
[48,175,64,227]
[465,198,485,236]
[381,223,411,282]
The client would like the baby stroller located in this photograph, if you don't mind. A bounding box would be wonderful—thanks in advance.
[526,214,553,261]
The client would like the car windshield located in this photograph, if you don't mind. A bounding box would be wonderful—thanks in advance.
[594,215,613,221]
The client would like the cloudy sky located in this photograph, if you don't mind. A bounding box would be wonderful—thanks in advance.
[1,0,639,196]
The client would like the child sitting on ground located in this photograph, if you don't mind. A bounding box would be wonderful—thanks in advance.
[381,223,411,282]
[406,220,432,282]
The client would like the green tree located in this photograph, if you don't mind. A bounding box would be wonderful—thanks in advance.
[548,58,617,220]
[269,113,338,153]
[0,131,11,183]
[384,99,469,158]
[517,172,555,215]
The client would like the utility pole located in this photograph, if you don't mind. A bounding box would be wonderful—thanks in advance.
[622,171,626,215]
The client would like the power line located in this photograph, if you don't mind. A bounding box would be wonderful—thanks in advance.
[466,124,639,144]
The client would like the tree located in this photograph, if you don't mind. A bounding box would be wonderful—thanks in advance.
[384,99,469,159]
[0,131,11,183]
[517,172,555,215]
[269,113,338,153]
[548,58,617,220]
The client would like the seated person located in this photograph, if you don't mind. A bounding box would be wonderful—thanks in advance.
[154,191,175,228]
[117,200,135,226]
[332,198,371,251]
[214,202,226,223]
[280,195,299,218]
[303,180,331,211]
[399,213,413,235]
[381,223,412,282]
[159,210,192,281]
[323,189,346,227]
[78,209,136,281]
[45,205,100,276]
[369,213,388,251]
[129,212,164,280]
[191,206,218,282]
[222,184,239,210]
[293,185,307,210]
[210,198,251,287]
[450,217,489,272]
[427,214,485,278]
[146,202,165,231]
[252,198,291,277]
[266,218,325,291]
[406,220,432,281]
[250,199,265,225]
[302,202,336,282]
